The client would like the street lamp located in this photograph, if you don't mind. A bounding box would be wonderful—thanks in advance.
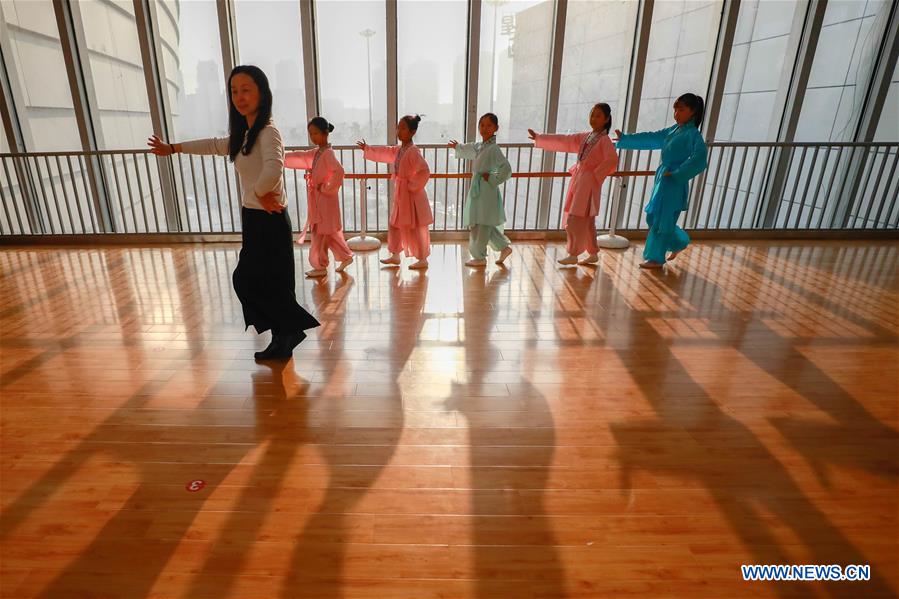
[487,0,508,112]
[359,28,376,139]
[348,28,382,253]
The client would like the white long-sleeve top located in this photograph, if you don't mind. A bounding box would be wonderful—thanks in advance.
[180,121,285,211]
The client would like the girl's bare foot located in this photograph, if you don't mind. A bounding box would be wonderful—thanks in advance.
[557,255,578,265]
[496,246,512,265]
[578,253,599,265]
[305,268,327,278]
[409,259,429,270]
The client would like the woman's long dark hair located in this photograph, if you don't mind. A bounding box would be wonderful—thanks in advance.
[227,65,273,161]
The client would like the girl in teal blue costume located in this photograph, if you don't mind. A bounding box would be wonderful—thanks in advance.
[614,94,708,269]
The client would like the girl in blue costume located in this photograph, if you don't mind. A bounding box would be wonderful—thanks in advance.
[614,93,708,269]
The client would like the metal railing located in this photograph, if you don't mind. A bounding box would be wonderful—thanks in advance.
[0,142,896,237]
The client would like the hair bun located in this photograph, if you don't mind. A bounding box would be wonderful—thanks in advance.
[414,115,422,123]
[328,123,335,132]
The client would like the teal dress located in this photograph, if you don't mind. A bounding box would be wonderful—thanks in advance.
[616,123,707,263]
[455,136,513,259]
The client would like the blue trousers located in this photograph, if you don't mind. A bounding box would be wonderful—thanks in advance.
[643,206,690,263]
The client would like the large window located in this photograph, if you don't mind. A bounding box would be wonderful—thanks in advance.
[77,1,171,232]
[397,0,467,144]
[556,0,638,135]
[874,61,898,142]
[782,0,894,231]
[0,0,80,150]
[871,59,899,228]
[1,0,88,235]
[478,0,554,142]
[0,124,20,234]
[160,0,226,141]
[76,0,153,150]
[857,61,898,228]
[234,0,308,146]
[796,0,890,141]
[706,1,805,231]
[158,0,232,234]
[315,0,388,145]
[795,0,893,142]
[717,0,803,142]
[636,0,724,131]
[2,0,897,237]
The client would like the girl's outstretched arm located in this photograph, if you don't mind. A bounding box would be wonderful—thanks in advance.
[362,144,399,163]
[532,132,583,153]
[615,125,677,151]
[453,142,478,161]
[284,149,316,170]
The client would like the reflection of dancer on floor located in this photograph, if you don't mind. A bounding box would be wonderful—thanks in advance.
[357,115,433,270]
[450,113,513,268]
[285,116,354,278]
[614,93,708,269]
[529,102,618,266]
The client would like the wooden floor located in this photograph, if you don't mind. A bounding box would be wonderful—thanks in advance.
[0,241,897,598]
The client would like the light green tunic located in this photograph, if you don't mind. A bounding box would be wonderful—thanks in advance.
[455,137,513,228]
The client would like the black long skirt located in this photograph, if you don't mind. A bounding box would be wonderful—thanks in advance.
[232,207,320,335]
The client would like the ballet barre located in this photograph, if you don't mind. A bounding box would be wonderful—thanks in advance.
[344,169,655,251]
[343,170,655,179]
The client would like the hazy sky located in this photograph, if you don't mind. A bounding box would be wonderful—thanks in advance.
[178,0,223,94]
[176,0,541,107]
[316,0,388,107]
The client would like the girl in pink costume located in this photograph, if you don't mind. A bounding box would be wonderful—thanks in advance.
[285,116,353,278]
[529,103,618,266]
[357,115,433,270]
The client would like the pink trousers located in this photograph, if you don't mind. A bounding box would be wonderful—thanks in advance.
[388,224,431,260]
[309,230,353,269]
[565,214,599,256]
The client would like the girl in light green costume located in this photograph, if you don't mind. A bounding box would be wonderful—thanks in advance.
[449,113,513,267]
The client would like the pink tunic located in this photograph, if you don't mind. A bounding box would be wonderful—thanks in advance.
[535,131,618,223]
[285,147,345,241]
[363,144,434,228]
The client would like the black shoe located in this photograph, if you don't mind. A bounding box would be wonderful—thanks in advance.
[275,331,306,359]
[254,336,282,360]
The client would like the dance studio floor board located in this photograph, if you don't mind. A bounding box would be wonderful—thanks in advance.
[1,241,897,598]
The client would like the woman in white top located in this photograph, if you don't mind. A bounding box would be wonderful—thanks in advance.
[148,65,319,360]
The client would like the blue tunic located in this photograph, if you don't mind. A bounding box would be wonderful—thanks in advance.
[616,123,708,262]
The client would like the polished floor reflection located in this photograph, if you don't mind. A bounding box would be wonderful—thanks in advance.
[1,241,897,598]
